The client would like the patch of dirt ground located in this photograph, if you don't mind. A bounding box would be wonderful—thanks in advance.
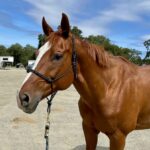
[0,68,150,150]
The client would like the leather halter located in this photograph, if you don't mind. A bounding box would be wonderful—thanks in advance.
[26,36,77,86]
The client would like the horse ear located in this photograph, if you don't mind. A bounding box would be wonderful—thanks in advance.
[42,17,53,36]
[60,13,70,38]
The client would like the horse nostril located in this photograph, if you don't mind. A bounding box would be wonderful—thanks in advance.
[20,94,30,107]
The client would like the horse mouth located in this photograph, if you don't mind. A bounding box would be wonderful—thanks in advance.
[17,93,41,114]
[22,101,39,114]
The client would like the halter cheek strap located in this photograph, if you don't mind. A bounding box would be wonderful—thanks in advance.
[72,35,78,79]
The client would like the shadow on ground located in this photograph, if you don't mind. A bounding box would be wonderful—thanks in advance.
[72,145,109,150]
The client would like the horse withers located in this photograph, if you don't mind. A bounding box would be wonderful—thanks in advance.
[17,13,150,150]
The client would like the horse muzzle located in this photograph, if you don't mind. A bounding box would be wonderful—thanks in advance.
[16,91,40,114]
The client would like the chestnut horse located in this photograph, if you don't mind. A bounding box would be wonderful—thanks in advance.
[17,13,150,150]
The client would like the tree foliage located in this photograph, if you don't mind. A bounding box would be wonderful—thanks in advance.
[38,34,46,48]
[71,26,83,38]
[21,45,36,66]
[0,45,8,56]
[7,43,23,65]
[86,35,110,46]
[0,26,149,66]
[0,43,36,66]
[143,39,150,64]
[144,39,150,51]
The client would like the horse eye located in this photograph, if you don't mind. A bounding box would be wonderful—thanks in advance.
[53,53,63,61]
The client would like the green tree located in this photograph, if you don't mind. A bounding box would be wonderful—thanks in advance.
[86,35,110,46]
[144,39,150,51]
[71,26,83,38]
[38,34,45,48]
[21,44,36,66]
[0,45,8,56]
[7,43,23,65]
[127,49,142,65]
[143,39,150,63]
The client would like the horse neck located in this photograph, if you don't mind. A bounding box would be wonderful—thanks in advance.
[73,39,108,103]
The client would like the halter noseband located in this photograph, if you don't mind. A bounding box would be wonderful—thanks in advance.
[26,35,77,86]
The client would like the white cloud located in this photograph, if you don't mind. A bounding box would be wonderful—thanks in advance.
[103,0,150,22]
[141,34,150,41]
[74,0,150,36]
[23,0,150,37]
[76,1,141,36]
[23,0,86,28]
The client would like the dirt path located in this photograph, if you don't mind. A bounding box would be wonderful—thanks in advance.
[0,69,150,150]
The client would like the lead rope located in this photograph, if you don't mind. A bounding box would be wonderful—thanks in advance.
[44,91,57,150]
[44,35,77,150]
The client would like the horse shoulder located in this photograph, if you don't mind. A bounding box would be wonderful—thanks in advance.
[99,76,140,127]
[78,97,94,127]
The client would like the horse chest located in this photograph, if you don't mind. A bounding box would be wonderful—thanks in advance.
[79,99,117,133]
[92,111,117,133]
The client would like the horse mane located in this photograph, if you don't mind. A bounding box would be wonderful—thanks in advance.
[81,40,111,67]
[80,39,137,70]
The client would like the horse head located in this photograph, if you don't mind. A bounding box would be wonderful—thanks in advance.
[17,13,76,113]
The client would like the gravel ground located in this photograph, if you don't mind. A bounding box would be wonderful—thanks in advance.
[0,68,150,150]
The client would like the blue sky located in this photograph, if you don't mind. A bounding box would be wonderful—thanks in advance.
[0,0,150,57]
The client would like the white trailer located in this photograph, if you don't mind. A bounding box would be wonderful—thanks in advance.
[0,56,14,68]
[28,60,35,66]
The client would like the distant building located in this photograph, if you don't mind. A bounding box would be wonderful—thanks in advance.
[28,60,35,66]
[0,56,14,68]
